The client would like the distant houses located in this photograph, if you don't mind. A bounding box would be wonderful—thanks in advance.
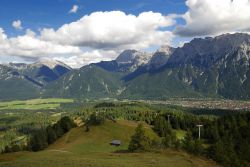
[110,140,121,146]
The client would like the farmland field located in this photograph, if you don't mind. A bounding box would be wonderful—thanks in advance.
[0,98,74,110]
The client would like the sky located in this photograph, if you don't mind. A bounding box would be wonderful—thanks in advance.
[0,0,250,68]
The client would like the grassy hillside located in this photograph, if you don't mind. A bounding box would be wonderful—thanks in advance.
[0,120,220,167]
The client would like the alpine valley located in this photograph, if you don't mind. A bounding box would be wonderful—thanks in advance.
[2,33,250,100]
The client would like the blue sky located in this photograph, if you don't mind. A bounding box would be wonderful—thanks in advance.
[0,0,249,67]
[0,0,186,35]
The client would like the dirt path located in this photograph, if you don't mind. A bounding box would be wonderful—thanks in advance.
[47,149,73,153]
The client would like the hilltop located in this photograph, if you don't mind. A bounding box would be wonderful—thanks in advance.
[0,120,220,167]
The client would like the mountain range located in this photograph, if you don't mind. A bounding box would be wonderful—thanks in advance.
[1,33,250,100]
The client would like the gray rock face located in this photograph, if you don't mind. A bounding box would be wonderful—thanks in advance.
[149,45,175,69]
[168,33,250,68]
[115,50,152,71]
[32,59,72,70]
[1,59,72,86]
[115,50,138,64]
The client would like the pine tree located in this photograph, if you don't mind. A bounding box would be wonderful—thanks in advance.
[46,126,57,144]
[183,130,194,152]
[128,123,151,152]
[162,131,176,148]
[59,116,76,133]
[154,116,171,137]
[30,129,48,151]
[53,123,64,138]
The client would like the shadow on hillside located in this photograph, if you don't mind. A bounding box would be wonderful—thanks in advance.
[113,149,130,153]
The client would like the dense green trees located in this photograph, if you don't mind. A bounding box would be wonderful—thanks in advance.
[58,116,76,133]
[75,102,157,125]
[46,126,57,144]
[152,112,250,167]
[94,102,116,108]
[86,112,106,126]
[153,116,170,137]
[30,116,75,151]
[84,112,106,131]
[30,129,48,151]
[153,116,177,148]
[4,116,75,152]
[205,113,250,167]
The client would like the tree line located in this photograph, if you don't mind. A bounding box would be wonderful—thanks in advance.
[4,116,75,153]
[128,112,250,167]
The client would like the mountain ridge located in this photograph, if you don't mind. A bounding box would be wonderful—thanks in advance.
[1,33,250,100]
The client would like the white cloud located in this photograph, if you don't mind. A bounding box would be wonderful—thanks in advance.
[54,50,118,68]
[0,11,175,68]
[0,28,7,42]
[0,27,123,68]
[175,0,250,37]
[0,28,81,60]
[41,11,175,50]
[69,5,79,14]
[12,20,23,30]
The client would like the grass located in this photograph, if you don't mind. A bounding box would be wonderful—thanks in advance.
[0,120,221,167]
[0,98,73,110]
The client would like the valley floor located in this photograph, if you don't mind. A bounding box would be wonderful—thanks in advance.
[0,120,221,167]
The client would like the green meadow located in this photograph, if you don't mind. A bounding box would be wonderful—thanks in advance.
[0,98,73,110]
[0,120,220,167]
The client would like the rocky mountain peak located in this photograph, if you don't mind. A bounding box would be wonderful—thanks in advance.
[115,50,138,64]
[33,59,72,70]
[148,45,175,69]
[168,33,250,67]
[156,45,175,55]
[116,50,152,64]
[115,49,152,71]
[7,63,28,70]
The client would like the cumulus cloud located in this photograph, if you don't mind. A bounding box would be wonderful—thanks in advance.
[175,0,250,37]
[69,5,79,14]
[41,11,175,50]
[54,50,118,68]
[0,27,116,68]
[0,28,81,61]
[12,20,23,30]
[0,11,175,68]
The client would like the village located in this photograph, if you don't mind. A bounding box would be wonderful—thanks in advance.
[136,99,250,111]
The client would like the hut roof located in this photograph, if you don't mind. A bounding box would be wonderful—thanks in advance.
[110,140,121,145]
